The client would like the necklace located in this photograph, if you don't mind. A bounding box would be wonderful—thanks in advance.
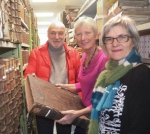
[83,46,97,69]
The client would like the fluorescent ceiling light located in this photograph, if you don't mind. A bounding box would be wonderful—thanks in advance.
[32,0,57,2]
[38,22,51,25]
[36,13,54,17]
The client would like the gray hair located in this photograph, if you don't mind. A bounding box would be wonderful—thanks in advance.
[74,16,98,34]
[100,15,140,53]
[47,21,66,33]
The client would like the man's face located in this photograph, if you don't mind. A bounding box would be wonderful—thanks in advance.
[47,23,65,48]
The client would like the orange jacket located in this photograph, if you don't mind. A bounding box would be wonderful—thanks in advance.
[24,41,81,84]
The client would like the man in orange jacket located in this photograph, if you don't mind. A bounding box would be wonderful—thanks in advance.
[24,21,81,134]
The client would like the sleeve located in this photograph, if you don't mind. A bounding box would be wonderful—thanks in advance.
[75,82,81,92]
[88,105,92,109]
[74,49,81,83]
[24,48,37,78]
[122,66,150,134]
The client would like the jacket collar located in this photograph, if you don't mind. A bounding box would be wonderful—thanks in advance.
[39,41,71,66]
[39,41,70,52]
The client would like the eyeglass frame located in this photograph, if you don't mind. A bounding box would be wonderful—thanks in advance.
[102,34,133,45]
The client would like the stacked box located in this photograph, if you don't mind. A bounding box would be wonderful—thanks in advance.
[65,5,81,24]
[2,2,11,42]
[24,8,29,27]
[0,0,22,43]
[22,49,29,65]
[21,30,29,44]
[118,0,150,25]
[107,1,121,21]
[119,0,149,7]
[19,2,24,20]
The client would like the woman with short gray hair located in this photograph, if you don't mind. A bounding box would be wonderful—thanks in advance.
[88,15,150,134]
[56,16,109,134]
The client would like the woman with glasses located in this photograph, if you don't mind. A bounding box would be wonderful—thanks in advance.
[88,15,150,134]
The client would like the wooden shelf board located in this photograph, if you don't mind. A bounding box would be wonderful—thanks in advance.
[0,41,17,48]
[22,43,30,48]
[137,22,150,31]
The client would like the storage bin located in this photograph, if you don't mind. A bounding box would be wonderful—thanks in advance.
[14,58,20,70]
[0,58,10,70]
[10,1,15,9]
[8,90,12,102]
[0,93,4,107]
[12,96,17,109]
[6,71,10,81]
[18,101,23,115]
[3,90,9,104]
[3,102,10,114]
[4,121,13,134]
[9,100,13,111]
[5,113,11,125]
[12,106,18,117]
[0,104,5,120]
[14,2,19,9]
[0,65,6,80]
[5,81,11,91]
[0,115,6,133]
[11,87,16,98]
[10,79,15,89]
[0,79,4,94]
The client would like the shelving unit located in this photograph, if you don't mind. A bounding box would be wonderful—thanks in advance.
[73,0,97,21]
[0,0,149,134]
[0,0,39,133]
[70,0,150,65]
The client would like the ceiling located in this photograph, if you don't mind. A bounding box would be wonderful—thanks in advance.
[29,0,86,44]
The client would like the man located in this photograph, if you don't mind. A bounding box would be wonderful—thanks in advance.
[24,21,81,134]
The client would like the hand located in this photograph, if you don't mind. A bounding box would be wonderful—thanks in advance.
[55,84,67,90]
[31,73,36,77]
[55,110,78,125]
[55,84,76,92]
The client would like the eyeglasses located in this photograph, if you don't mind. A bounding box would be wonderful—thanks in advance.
[103,34,133,44]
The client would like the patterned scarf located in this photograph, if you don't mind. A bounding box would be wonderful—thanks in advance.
[88,49,141,134]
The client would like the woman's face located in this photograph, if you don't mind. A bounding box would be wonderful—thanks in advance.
[104,25,134,61]
[75,24,97,50]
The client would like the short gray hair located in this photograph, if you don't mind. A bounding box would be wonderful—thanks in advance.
[100,15,140,53]
[74,16,98,34]
[47,21,66,33]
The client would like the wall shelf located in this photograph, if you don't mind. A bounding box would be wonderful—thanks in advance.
[0,41,17,48]
[22,43,30,48]
[137,22,150,36]
[73,0,97,21]
[137,22,150,31]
